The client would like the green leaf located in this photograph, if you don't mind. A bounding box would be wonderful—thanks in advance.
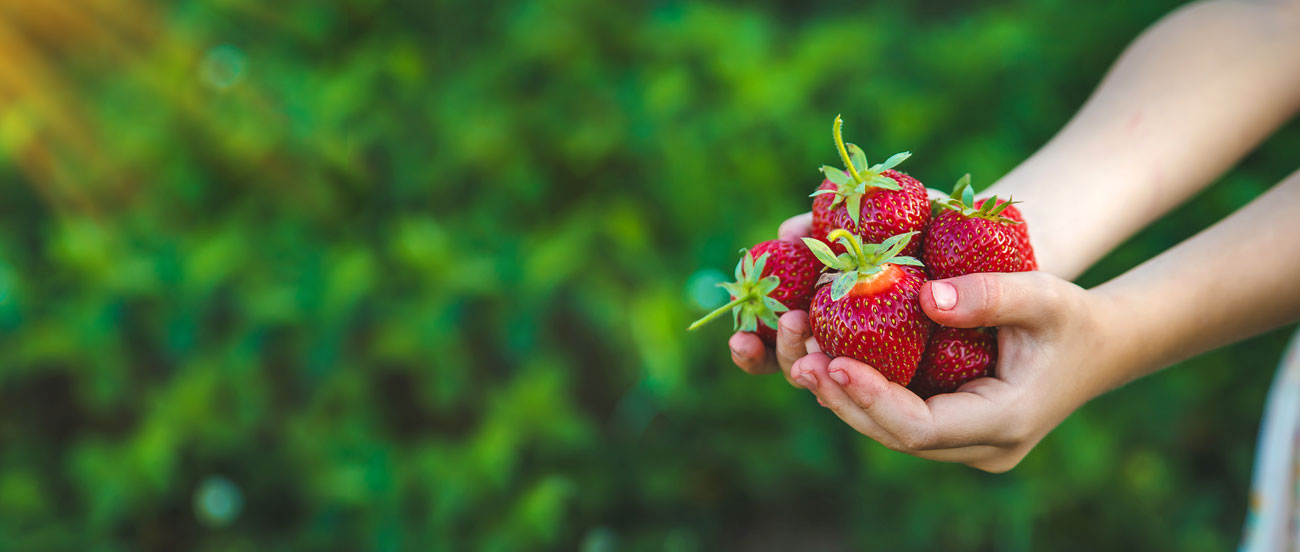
[868,175,902,191]
[751,252,770,283]
[757,308,780,331]
[821,166,850,186]
[738,309,758,332]
[835,252,855,271]
[732,255,745,282]
[846,193,862,225]
[951,174,971,200]
[732,308,740,330]
[961,184,974,209]
[762,295,788,314]
[889,256,924,267]
[756,275,780,296]
[717,281,744,298]
[809,189,838,197]
[801,238,840,269]
[831,271,858,301]
[846,143,868,171]
[876,151,911,171]
[979,198,997,214]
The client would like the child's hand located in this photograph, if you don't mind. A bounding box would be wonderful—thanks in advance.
[789,271,1115,472]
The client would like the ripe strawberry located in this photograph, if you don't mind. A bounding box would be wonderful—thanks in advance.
[977,199,1037,271]
[688,240,820,345]
[802,230,934,385]
[811,115,929,257]
[922,174,1028,279]
[911,327,998,398]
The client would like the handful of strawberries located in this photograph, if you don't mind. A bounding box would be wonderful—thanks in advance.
[689,116,1035,397]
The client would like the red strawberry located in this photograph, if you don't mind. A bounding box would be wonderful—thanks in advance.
[976,199,1037,271]
[810,115,929,257]
[912,327,998,398]
[922,174,1028,280]
[688,239,820,345]
[803,230,934,385]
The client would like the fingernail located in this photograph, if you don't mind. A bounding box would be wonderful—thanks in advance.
[931,281,957,310]
[828,369,849,385]
[797,373,817,389]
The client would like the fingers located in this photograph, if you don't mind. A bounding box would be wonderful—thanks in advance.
[778,212,813,241]
[824,357,1022,450]
[920,271,1075,329]
[775,310,812,376]
[729,332,778,375]
[790,353,903,449]
[794,354,1009,464]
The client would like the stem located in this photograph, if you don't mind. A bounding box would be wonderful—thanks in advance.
[833,115,864,184]
[826,229,868,267]
[687,292,755,331]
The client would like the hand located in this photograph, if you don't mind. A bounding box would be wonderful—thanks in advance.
[788,271,1119,472]
[729,213,820,385]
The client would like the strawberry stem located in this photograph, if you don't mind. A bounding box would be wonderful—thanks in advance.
[687,292,757,331]
[826,228,867,266]
[833,114,864,184]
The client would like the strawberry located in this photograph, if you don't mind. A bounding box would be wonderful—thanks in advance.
[977,199,1037,271]
[811,115,929,257]
[802,230,934,385]
[912,327,998,398]
[688,240,820,345]
[922,174,1028,279]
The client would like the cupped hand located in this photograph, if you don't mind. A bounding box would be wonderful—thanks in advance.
[789,271,1120,472]
[729,212,821,384]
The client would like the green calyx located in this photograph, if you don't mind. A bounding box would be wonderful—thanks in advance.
[687,249,788,333]
[935,173,1022,224]
[810,114,912,226]
[801,230,923,301]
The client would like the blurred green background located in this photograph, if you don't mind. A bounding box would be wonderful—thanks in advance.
[0,0,1297,550]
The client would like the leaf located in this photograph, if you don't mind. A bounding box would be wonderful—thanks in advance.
[761,295,788,314]
[756,275,780,296]
[810,189,839,197]
[831,271,858,301]
[738,309,758,332]
[751,252,770,282]
[889,256,924,267]
[979,197,997,214]
[732,308,740,330]
[846,143,868,171]
[961,184,974,209]
[757,308,780,331]
[951,174,971,199]
[868,175,902,191]
[821,166,851,186]
[801,238,841,268]
[835,252,855,271]
[733,255,746,282]
[846,193,862,225]
[876,151,911,171]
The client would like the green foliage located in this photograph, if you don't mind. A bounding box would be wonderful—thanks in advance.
[0,0,1296,550]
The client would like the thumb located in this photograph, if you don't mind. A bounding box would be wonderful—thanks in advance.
[919,271,1072,328]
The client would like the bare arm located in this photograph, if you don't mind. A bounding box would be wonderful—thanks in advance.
[989,0,1300,279]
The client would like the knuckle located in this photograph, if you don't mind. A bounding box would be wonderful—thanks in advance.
[898,427,934,451]
[975,273,1002,314]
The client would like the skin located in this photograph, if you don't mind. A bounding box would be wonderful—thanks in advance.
[727,0,1300,471]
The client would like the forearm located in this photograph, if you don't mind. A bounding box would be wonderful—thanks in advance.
[1091,167,1300,393]
[986,0,1300,279]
